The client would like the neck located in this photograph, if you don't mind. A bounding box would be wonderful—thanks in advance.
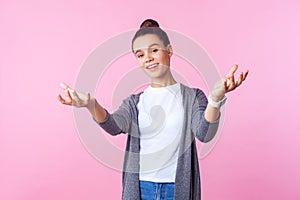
[151,75,177,88]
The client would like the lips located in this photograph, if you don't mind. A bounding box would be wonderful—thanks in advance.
[146,63,159,70]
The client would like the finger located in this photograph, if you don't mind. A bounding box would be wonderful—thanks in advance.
[227,82,235,91]
[60,82,69,90]
[226,74,235,91]
[57,94,71,105]
[223,79,230,92]
[229,77,239,91]
[65,90,75,105]
[242,70,249,81]
[227,64,238,76]
[230,73,236,86]
[65,89,72,100]
[57,94,65,104]
[223,79,229,91]
[235,72,243,87]
[71,90,80,101]
[225,77,232,90]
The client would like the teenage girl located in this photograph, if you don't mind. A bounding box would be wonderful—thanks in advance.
[58,19,248,200]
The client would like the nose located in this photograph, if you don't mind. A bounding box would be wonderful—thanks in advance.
[145,52,154,63]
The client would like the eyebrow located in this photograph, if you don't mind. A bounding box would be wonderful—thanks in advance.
[134,43,160,54]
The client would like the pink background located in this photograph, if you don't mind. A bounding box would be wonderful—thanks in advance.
[1,0,300,199]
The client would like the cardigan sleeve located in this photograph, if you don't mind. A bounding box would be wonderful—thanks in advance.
[94,96,133,136]
[191,89,220,143]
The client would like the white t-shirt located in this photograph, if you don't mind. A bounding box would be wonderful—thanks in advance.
[138,83,184,182]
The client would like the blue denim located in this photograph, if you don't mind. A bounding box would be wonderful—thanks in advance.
[139,180,175,200]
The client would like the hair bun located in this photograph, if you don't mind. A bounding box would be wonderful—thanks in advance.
[140,19,160,28]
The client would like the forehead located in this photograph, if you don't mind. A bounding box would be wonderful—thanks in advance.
[132,34,164,52]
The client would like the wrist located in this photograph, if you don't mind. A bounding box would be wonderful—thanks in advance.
[208,95,227,108]
[210,92,225,102]
[86,98,96,110]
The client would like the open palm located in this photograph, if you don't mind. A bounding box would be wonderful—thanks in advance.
[57,83,91,108]
[211,64,249,101]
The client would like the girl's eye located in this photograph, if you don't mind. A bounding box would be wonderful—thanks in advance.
[137,54,144,58]
[152,49,158,53]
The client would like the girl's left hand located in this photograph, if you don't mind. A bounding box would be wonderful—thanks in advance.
[210,64,249,101]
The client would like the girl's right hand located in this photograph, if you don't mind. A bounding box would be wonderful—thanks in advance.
[57,83,91,108]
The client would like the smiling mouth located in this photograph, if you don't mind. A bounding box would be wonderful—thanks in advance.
[146,63,159,70]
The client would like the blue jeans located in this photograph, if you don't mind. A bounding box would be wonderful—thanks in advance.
[139,180,175,200]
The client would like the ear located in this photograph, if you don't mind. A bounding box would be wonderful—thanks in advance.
[166,44,173,57]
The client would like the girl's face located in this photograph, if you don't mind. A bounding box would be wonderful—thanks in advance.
[132,34,173,81]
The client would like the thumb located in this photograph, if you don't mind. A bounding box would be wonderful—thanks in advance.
[60,82,69,90]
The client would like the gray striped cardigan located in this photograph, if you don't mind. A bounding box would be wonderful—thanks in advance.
[96,83,220,200]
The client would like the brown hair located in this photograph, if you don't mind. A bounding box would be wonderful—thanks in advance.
[131,19,170,51]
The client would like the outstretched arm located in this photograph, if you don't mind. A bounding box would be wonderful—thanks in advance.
[57,83,107,122]
[204,64,249,122]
